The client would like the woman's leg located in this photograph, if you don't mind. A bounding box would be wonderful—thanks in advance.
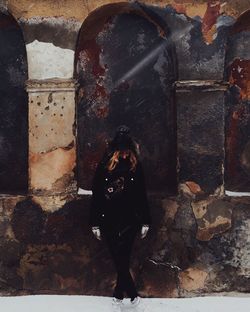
[104,226,138,300]
[118,227,138,300]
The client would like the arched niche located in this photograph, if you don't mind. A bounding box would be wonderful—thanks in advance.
[75,2,177,193]
[224,10,250,191]
[0,11,28,193]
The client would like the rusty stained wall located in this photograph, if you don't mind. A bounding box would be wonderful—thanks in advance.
[0,0,250,298]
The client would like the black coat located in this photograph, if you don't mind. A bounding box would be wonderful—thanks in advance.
[90,158,151,232]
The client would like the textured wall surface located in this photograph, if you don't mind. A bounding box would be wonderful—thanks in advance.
[0,0,249,297]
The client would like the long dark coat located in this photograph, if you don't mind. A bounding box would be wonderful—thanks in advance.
[90,157,151,233]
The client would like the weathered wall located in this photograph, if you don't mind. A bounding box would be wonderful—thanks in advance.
[1,191,250,295]
[0,0,249,297]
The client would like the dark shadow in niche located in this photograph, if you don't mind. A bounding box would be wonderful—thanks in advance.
[0,11,28,194]
[224,10,250,192]
[74,2,178,194]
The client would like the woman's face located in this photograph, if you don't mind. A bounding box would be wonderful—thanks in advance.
[119,150,130,159]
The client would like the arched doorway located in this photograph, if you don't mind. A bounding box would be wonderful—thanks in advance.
[225,10,250,191]
[75,2,177,194]
[0,11,28,193]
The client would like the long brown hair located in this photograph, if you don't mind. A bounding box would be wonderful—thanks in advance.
[107,150,137,172]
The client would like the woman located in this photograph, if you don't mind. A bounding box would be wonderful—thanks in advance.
[90,125,151,312]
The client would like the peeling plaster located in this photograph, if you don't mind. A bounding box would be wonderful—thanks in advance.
[201,0,221,44]
[192,199,210,219]
[179,183,196,199]
[179,267,208,292]
[29,147,76,193]
[33,195,69,213]
[185,181,203,194]
[26,40,74,79]
[192,198,233,241]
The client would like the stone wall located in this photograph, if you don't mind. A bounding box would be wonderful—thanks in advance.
[0,0,249,296]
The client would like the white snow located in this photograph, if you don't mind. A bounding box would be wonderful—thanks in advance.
[78,187,93,195]
[0,295,249,312]
[26,40,74,79]
[225,190,250,197]
[78,188,250,197]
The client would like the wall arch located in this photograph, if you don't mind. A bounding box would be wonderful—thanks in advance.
[224,10,250,191]
[0,11,28,193]
[75,2,177,193]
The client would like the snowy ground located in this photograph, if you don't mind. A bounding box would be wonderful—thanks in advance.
[0,295,249,312]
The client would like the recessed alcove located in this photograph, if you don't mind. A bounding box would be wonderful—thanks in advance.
[75,2,177,194]
[0,11,28,194]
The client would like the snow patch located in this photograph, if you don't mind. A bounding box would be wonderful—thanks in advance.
[26,40,74,79]
[78,188,93,195]
[225,190,250,197]
[0,295,249,312]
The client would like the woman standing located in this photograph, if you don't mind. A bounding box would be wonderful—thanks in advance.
[90,125,151,312]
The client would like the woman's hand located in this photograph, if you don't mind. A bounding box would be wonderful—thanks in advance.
[141,224,149,239]
[92,226,101,240]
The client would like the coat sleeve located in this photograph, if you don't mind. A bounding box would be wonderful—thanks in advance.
[89,162,105,227]
[135,162,152,226]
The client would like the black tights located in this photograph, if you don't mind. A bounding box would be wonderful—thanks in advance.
[103,225,138,300]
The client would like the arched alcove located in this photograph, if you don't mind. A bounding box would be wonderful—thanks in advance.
[75,2,177,193]
[224,10,250,191]
[0,11,28,193]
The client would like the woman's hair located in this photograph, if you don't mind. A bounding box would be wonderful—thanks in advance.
[106,150,138,172]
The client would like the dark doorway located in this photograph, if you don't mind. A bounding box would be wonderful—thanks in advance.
[75,3,177,194]
[0,12,28,193]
